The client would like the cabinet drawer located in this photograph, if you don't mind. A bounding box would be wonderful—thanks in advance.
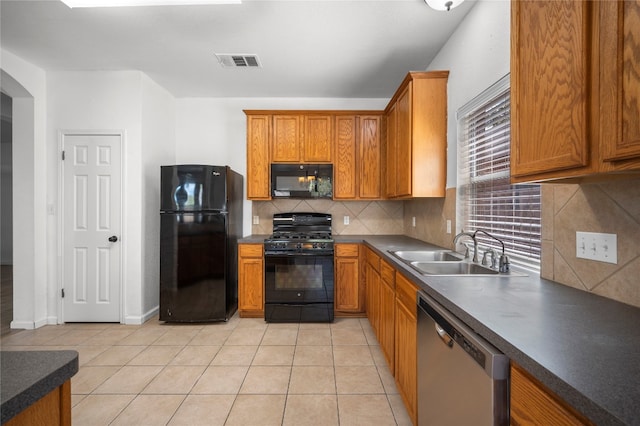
[366,248,380,272]
[239,244,263,257]
[395,273,418,316]
[335,243,359,257]
[380,260,395,289]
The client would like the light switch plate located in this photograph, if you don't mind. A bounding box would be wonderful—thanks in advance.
[576,231,617,264]
[252,215,259,225]
[446,220,452,234]
[412,217,416,227]
[344,216,350,225]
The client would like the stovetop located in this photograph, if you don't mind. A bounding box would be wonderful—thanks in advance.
[264,212,333,254]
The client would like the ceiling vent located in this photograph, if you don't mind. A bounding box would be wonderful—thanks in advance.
[215,54,261,68]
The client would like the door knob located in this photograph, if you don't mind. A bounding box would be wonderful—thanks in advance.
[108,236,118,242]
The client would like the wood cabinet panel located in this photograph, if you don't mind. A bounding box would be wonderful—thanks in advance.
[303,115,332,162]
[510,363,592,426]
[238,244,264,317]
[385,72,448,198]
[335,243,364,314]
[272,115,301,162]
[358,115,382,199]
[511,0,590,178]
[510,0,640,182]
[600,0,640,164]
[386,103,397,198]
[379,260,395,374]
[396,84,413,197]
[246,114,271,200]
[334,116,358,199]
[395,273,418,425]
[5,380,71,426]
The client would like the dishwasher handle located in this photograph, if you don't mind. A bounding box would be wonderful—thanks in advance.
[435,323,454,348]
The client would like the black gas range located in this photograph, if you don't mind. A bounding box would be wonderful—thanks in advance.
[263,213,334,323]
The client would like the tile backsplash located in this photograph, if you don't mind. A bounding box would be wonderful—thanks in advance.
[251,200,404,235]
[402,188,457,250]
[541,178,640,308]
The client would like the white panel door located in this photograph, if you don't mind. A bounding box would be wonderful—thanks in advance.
[62,133,122,322]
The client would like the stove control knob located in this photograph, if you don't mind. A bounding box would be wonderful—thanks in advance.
[296,243,302,249]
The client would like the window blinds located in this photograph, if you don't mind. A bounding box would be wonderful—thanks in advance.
[457,75,541,271]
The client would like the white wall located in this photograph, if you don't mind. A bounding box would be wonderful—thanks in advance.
[427,0,510,188]
[140,74,176,319]
[1,51,48,329]
[175,97,389,236]
[47,70,176,324]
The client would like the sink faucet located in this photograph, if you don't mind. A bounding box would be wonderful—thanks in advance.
[453,231,478,262]
[473,230,510,273]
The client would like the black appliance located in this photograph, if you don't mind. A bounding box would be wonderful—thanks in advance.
[159,165,243,322]
[271,164,333,199]
[264,212,334,323]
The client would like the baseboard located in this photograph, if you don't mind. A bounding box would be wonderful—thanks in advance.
[10,320,35,330]
[124,306,159,325]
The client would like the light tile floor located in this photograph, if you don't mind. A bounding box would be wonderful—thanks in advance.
[0,314,412,425]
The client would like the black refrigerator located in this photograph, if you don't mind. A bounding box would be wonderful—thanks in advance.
[159,165,243,322]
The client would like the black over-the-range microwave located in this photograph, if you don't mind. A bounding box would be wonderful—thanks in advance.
[271,164,333,199]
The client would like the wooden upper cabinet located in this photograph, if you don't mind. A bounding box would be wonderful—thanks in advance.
[272,115,301,162]
[384,71,448,198]
[511,0,591,179]
[395,84,413,198]
[600,0,640,165]
[334,116,358,199]
[303,115,333,162]
[510,0,640,183]
[245,114,271,200]
[334,114,383,200]
[359,115,382,199]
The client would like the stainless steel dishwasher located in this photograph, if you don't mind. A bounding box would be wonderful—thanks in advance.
[417,291,509,426]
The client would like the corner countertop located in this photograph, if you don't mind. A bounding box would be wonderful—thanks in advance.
[239,234,639,425]
[1,350,79,424]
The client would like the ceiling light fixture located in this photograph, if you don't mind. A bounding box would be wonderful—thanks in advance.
[424,0,463,12]
[60,0,240,8]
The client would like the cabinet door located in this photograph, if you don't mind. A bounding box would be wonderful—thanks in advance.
[304,115,333,162]
[246,115,271,200]
[379,276,395,373]
[600,0,640,164]
[396,84,413,197]
[335,244,362,313]
[365,262,380,334]
[395,296,417,425]
[511,0,591,178]
[272,115,301,162]
[359,115,382,199]
[334,116,358,199]
[238,244,264,317]
[386,103,397,198]
[510,363,593,426]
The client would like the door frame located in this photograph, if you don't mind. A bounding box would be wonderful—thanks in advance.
[57,130,126,324]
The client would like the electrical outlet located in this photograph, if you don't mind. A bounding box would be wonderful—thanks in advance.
[446,220,452,234]
[252,215,259,225]
[344,216,350,225]
[412,217,416,227]
[576,231,617,264]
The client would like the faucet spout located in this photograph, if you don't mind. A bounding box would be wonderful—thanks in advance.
[453,231,478,262]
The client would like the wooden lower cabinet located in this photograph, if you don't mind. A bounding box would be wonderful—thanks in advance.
[379,260,395,374]
[510,363,593,426]
[334,243,365,315]
[238,243,264,318]
[5,380,71,426]
[394,272,418,425]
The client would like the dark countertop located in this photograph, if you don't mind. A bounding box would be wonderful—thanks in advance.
[360,235,639,426]
[1,350,79,424]
[241,234,639,424]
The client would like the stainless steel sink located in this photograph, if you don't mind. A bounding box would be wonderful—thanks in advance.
[410,261,499,276]
[389,250,464,262]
